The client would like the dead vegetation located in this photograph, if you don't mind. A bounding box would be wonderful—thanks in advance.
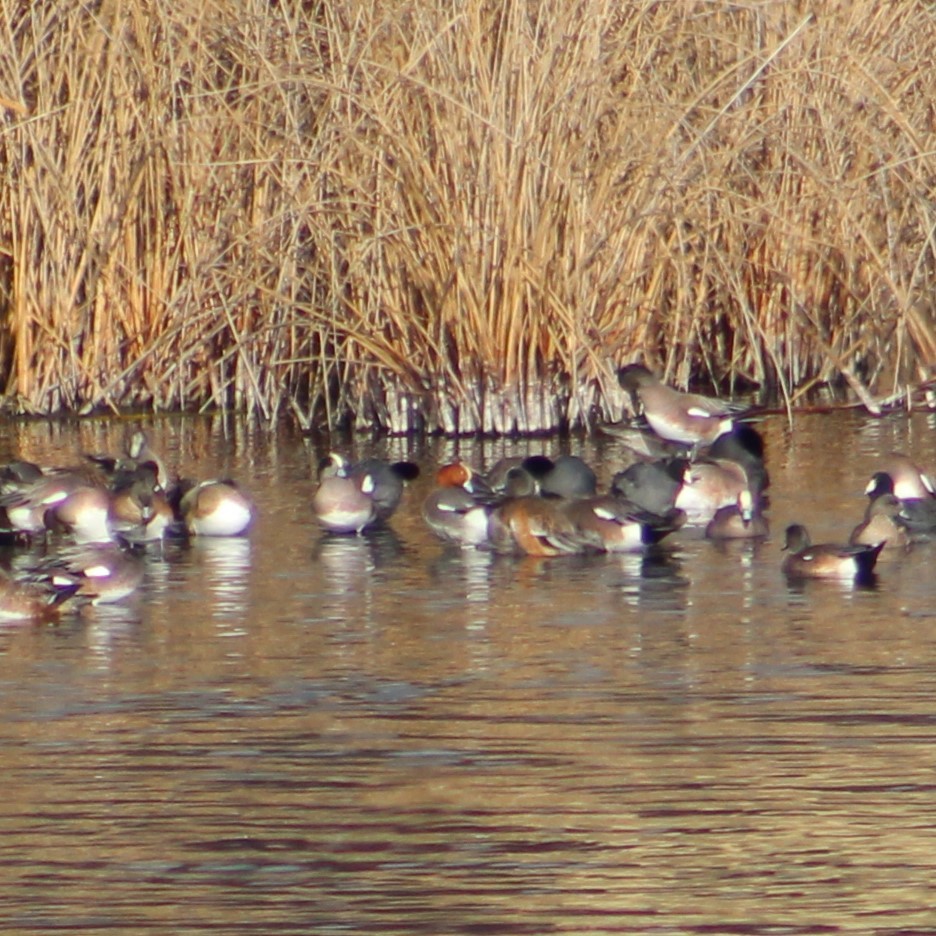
[0,0,933,432]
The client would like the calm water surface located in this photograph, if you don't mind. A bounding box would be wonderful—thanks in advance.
[0,412,935,934]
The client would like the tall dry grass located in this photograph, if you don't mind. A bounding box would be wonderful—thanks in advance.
[0,0,934,433]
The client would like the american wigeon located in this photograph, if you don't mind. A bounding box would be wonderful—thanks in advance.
[707,424,770,497]
[1,465,107,536]
[48,543,146,605]
[0,572,78,622]
[878,452,935,501]
[30,541,145,605]
[598,422,686,460]
[109,462,174,542]
[674,456,750,524]
[422,462,493,548]
[485,456,526,494]
[126,429,171,489]
[617,363,744,447]
[674,423,769,524]
[312,455,379,534]
[424,486,491,548]
[705,489,769,540]
[176,479,255,537]
[16,463,172,543]
[0,459,44,492]
[521,454,598,499]
[45,486,114,543]
[563,495,686,553]
[86,429,171,491]
[781,524,884,582]
[849,492,910,552]
[347,457,420,522]
[865,471,936,538]
[312,453,418,534]
[486,468,592,557]
[41,462,172,544]
[610,457,687,515]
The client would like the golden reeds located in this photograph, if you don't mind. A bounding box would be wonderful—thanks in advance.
[0,0,934,433]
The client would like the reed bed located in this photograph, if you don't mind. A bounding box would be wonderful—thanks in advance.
[0,0,934,433]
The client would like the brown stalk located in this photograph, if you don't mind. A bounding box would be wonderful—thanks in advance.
[0,0,933,431]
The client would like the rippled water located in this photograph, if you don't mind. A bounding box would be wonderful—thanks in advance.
[1,411,935,934]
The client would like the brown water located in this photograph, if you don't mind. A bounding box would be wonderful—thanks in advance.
[0,411,935,934]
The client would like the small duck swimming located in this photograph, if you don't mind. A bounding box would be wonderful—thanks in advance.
[781,524,884,583]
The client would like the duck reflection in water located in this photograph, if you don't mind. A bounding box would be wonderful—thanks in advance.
[427,545,493,602]
[313,526,405,583]
[425,547,495,641]
[192,536,253,619]
[613,548,690,612]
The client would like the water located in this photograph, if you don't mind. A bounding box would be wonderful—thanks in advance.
[0,411,935,934]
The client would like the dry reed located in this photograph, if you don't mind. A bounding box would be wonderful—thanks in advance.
[0,0,934,433]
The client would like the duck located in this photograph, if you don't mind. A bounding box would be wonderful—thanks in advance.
[674,456,750,524]
[485,456,526,494]
[598,422,687,460]
[0,459,45,494]
[672,422,769,524]
[486,467,592,557]
[422,462,493,548]
[39,462,171,544]
[781,524,884,582]
[43,542,146,605]
[312,455,380,534]
[85,429,172,493]
[865,471,936,538]
[313,453,420,532]
[705,489,769,540]
[44,486,115,543]
[562,495,686,553]
[520,454,597,499]
[125,429,171,489]
[433,461,493,499]
[610,457,687,516]
[0,572,79,622]
[878,452,935,501]
[617,363,746,447]
[849,492,910,553]
[0,464,110,537]
[109,462,174,542]
[171,478,255,537]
